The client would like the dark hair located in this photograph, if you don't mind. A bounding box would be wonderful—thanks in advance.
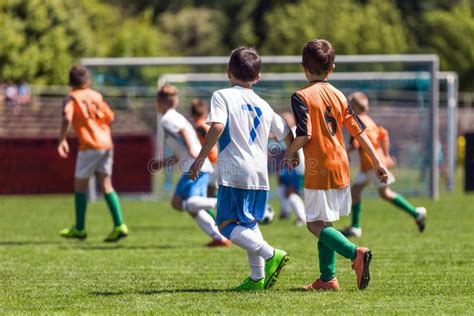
[228,47,261,82]
[68,65,90,88]
[190,99,209,118]
[302,39,335,76]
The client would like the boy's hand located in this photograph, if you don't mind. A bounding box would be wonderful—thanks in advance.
[375,163,389,184]
[283,150,299,169]
[188,158,205,180]
[57,140,69,158]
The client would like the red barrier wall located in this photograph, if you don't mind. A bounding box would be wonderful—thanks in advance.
[0,135,153,194]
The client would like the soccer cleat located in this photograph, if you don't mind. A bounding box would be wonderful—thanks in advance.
[415,207,427,232]
[303,278,340,290]
[59,226,87,240]
[264,249,290,289]
[341,226,362,238]
[351,247,372,290]
[103,224,129,242]
[206,238,231,248]
[233,277,264,291]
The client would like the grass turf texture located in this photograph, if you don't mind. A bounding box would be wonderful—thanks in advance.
[0,191,473,314]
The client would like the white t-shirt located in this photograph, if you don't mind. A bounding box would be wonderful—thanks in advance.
[208,86,290,190]
[159,109,213,173]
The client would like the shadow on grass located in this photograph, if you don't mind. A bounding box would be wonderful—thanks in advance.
[130,225,187,232]
[0,240,61,247]
[78,244,185,251]
[90,288,230,297]
[138,289,231,295]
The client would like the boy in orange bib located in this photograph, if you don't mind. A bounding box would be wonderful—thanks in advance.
[340,92,427,238]
[286,39,388,290]
[57,65,128,242]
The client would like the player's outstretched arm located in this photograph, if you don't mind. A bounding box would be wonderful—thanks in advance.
[355,132,389,183]
[188,122,224,180]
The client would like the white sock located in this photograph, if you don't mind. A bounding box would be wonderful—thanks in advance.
[194,210,225,241]
[183,196,217,213]
[229,225,274,260]
[278,186,289,217]
[247,225,265,281]
[288,193,306,223]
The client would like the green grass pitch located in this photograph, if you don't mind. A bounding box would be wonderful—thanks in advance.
[0,189,473,314]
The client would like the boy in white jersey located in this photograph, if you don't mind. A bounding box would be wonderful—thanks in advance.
[156,85,230,247]
[189,47,294,291]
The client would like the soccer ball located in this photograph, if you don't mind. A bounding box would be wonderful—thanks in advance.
[259,205,275,225]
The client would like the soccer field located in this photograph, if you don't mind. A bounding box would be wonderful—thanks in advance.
[0,190,473,314]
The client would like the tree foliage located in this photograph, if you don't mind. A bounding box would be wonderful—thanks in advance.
[0,0,472,90]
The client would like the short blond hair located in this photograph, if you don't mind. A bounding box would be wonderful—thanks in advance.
[348,92,369,114]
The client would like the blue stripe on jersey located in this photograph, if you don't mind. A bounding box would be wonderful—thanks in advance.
[241,104,263,145]
[218,118,231,153]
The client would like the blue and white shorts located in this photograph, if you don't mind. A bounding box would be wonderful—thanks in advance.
[174,172,209,199]
[215,186,269,226]
[279,168,303,192]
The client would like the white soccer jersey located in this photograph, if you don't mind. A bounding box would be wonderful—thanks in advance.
[208,86,290,190]
[159,109,213,173]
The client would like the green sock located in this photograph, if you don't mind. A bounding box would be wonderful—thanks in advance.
[351,203,362,228]
[104,192,124,227]
[318,240,336,282]
[74,192,87,231]
[391,194,418,219]
[320,227,357,260]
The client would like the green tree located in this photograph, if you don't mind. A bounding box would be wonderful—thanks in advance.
[159,8,225,56]
[421,0,474,90]
[262,0,410,55]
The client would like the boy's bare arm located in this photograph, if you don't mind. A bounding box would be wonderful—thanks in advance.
[57,116,71,158]
[355,132,389,182]
[179,128,199,158]
[284,135,308,168]
[188,122,224,180]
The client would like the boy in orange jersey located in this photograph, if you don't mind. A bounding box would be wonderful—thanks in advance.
[285,39,388,290]
[190,99,219,197]
[340,92,427,238]
[57,65,128,242]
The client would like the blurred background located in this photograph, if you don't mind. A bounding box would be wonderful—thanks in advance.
[0,0,473,197]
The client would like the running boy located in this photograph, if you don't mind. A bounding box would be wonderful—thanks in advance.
[285,39,389,290]
[58,65,128,242]
[189,47,293,291]
[190,99,219,197]
[156,85,229,247]
[340,92,427,238]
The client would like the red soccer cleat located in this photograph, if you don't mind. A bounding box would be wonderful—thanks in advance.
[303,278,340,290]
[206,238,231,248]
[352,247,372,290]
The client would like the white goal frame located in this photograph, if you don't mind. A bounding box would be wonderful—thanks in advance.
[81,55,441,198]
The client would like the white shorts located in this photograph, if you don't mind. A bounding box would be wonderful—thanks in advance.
[75,149,113,179]
[304,186,351,223]
[353,170,395,189]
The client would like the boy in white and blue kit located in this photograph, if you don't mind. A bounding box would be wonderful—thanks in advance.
[156,84,230,247]
[189,47,294,291]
